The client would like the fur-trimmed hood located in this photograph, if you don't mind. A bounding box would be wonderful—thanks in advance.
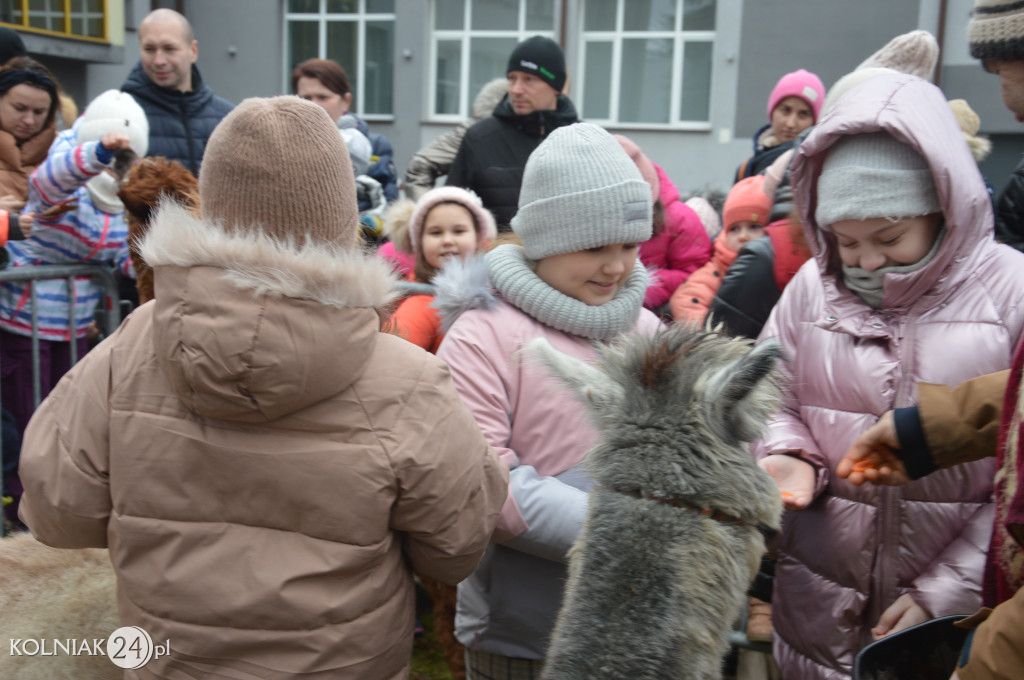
[140,200,400,421]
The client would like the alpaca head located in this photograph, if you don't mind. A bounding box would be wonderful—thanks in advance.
[528,323,785,529]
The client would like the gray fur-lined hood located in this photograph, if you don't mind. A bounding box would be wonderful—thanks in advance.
[430,255,497,333]
[139,200,400,422]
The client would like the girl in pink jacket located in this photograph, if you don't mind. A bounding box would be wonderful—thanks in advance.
[755,72,1024,680]
[613,135,712,314]
[435,123,660,677]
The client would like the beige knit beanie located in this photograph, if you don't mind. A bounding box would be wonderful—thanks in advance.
[200,96,358,247]
[856,30,939,81]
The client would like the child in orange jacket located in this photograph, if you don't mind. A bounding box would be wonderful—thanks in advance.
[388,186,496,352]
[670,175,771,324]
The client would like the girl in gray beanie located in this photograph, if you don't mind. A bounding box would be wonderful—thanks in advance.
[433,122,662,678]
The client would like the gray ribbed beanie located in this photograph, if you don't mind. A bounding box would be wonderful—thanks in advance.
[511,122,652,260]
[200,96,358,247]
[815,132,940,229]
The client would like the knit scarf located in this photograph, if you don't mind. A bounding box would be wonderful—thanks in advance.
[487,243,646,342]
[840,226,945,308]
[986,340,1024,607]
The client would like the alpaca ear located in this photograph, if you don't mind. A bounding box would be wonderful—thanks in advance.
[526,337,624,415]
[708,339,784,443]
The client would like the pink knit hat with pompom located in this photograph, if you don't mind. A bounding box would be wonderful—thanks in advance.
[613,134,659,203]
[767,69,825,123]
[409,186,497,252]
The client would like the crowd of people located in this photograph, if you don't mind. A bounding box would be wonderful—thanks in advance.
[1,1,1024,679]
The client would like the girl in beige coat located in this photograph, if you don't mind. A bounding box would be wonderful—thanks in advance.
[18,96,508,680]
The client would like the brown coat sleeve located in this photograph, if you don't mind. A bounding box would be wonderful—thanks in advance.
[959,589,1024,680]
[917,370,1009,470]
[18,330,115,549]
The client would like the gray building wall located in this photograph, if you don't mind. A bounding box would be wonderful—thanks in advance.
[65,0,1023,200]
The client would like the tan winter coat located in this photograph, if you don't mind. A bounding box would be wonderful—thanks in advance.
[18,202,508,680]
[0,123,55,203]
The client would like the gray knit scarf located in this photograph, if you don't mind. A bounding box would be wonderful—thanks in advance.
[841,226,945,309]
[487,243,647,341]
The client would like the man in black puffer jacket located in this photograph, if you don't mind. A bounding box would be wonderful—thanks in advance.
[446,36,578,231]
[121,8,233,177]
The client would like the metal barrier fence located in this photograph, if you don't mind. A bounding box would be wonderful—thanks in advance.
[0,264,123,534]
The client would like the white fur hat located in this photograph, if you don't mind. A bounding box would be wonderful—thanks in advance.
[77,89,149,157]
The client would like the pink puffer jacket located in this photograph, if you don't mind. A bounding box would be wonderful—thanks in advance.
[755,73,1024,680]
[639,164,712,309]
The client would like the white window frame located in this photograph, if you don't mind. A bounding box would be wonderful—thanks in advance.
[283,0,396,121]
[428,0,561,123]
[579,0,715,131]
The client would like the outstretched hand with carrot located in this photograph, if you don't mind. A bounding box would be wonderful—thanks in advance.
[758,454,815,509]
[836,411,911,486]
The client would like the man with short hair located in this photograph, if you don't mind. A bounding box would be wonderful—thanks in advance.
[446,35,579,230]
[121,8,232,176]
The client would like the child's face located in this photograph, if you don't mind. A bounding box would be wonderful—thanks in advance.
[421,203,479,271]
[535,243,639,306]
[725,220,765,252]
[831,213,942,272]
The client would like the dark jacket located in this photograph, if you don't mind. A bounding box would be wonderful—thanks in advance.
[994,158,1024,252]
[734,123,795,184]
[446,94,579,230]
[353,116,398,204]
[121,63,234,177]
[707,219,811,339]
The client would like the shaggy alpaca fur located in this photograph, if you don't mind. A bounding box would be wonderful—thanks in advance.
[531,325,785,680]
[0,533,120,680]
[117,157,199,304]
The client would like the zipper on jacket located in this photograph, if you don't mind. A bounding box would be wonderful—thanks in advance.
[872,314,914,630]
[180,98,197,175]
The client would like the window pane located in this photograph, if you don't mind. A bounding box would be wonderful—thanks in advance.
[470,37,516,101]
[325,20,358,84]
[680,40,711,121]
[435,40,462,115]
[435,0,464,30]
[28,0,62,31]
[0,0,19,25]
[472,0,518,31]
[582,41,612,119]
[526,0,555,31]
[618,38,671,123]
[683,0,715,30]
[366,0,394,12]
[363,21,394,114]
[623,0,675,32]
[288,21,320,74]
[584,0,615,31]
[288,0,318,13]
[326,0,356,13]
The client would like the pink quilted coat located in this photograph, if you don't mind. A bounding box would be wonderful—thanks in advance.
[639,164,712,309]
[755,73,1024,680]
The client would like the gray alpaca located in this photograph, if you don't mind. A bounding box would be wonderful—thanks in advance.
[530,324,785,680]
